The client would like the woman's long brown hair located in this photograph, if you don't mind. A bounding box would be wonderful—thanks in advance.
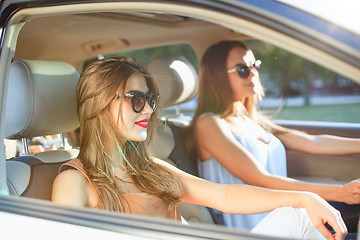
[77,57,182,211]
[186,40,287,162]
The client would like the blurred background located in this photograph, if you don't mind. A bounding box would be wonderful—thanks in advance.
[86,39,360,123]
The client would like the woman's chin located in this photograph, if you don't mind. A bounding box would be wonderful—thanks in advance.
[133,131,148,142]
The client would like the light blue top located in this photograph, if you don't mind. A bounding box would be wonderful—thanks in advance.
[198,130,287,230]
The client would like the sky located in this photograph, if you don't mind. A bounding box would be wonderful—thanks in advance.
[277,0,360,35]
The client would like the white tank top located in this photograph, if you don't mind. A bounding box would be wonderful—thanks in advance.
[198,131,287,230]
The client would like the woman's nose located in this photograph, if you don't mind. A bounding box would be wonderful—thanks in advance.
[249,66,259,77]
[246,69,255,79]
[140,101,153,115]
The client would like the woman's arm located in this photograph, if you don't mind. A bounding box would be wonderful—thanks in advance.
[154,158,347,240]
[195,113,360,204]
[275,130,360,155]
[275,130,360,204]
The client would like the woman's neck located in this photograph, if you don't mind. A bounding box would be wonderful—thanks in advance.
[226,101,247,118]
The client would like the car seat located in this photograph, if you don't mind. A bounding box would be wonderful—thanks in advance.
[148,55,214,223]
[5,60,80,199]
[148,55,199,176]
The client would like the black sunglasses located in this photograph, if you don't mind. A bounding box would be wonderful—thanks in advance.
[114,90,159,113]
[227,60,261,79]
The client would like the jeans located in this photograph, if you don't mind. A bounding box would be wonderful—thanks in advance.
[328,201,360,233]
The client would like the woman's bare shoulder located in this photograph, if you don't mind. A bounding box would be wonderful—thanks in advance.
[196,112,226,133]
[197,112,222,127]
[52,169,89,206]
[54,168,88,183]
[198,112,217,120]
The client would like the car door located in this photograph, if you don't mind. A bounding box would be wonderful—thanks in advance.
[0,0,359,239]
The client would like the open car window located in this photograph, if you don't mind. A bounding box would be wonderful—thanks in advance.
[0,1,359,239]
[246,40,360,124]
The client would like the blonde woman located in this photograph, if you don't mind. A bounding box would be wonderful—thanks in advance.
[52,57,347,240]
[189,40,360,234]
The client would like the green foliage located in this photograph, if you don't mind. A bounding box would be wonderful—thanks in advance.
[263,103,360,123]
[83,40,359,109]
[244,40,343,98]
[167,103,360,123]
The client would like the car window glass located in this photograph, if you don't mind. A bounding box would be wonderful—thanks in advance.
[151,40,360,123]
[6,134,76,158]
[244,40,360,124]
[84,40,360,124]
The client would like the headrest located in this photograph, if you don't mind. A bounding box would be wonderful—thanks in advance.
[148,56,198,108]
[5,60,80,139]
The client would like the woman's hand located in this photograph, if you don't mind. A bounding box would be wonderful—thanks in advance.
[303,193,347,240]
[339,179,360,204]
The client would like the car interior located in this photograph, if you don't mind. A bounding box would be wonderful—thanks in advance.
[2,2,360,233]
[3,9,245,226]
[4,56,214,223]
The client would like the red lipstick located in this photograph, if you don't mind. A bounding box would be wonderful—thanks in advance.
[135,119,148,128]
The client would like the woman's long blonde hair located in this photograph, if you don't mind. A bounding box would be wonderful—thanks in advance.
[77,57,182,211]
